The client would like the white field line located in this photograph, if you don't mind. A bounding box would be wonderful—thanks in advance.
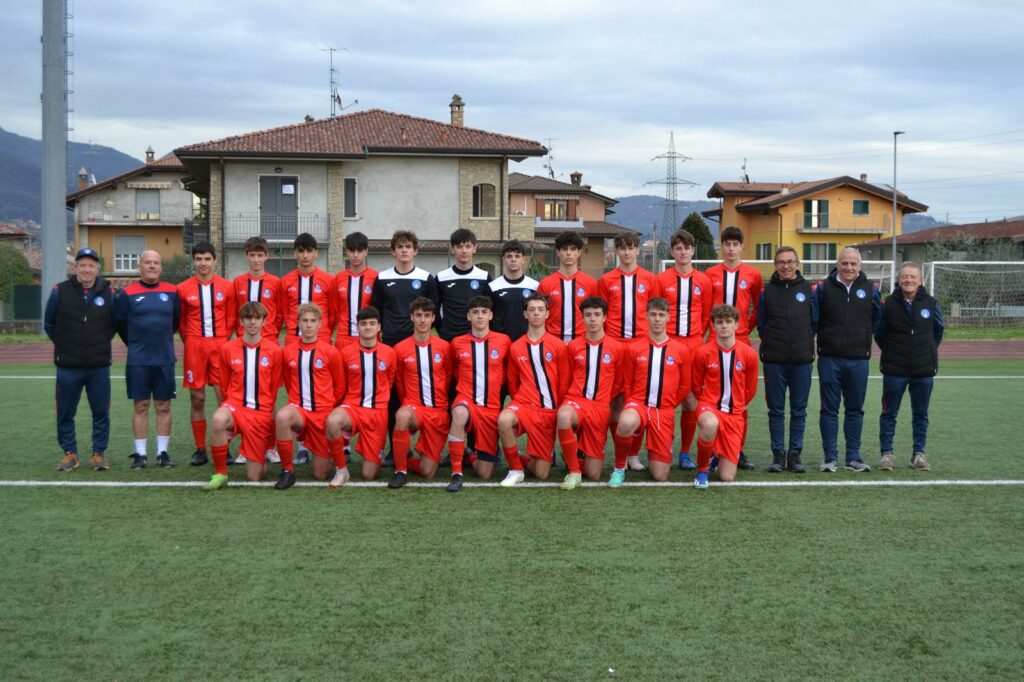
[1,479,1022,489]
[2,375,1023,381]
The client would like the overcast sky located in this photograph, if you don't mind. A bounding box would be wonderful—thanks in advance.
[4,0,1023,224]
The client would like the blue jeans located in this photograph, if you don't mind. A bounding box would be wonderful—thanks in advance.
[55,366,111,455]
[818,356,868,463]
[763,362,812,454]
[879,375,934,454]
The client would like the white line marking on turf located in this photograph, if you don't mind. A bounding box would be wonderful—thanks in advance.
[1,479,1022,489]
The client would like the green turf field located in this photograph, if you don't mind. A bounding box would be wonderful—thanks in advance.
[1,360,1022,679]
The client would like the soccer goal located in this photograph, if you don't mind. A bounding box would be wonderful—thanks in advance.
[660,260,896,291]
[924,261,1024,327]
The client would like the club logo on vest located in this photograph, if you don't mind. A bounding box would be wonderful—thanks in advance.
[94,297,105,306]
[260,356,270,367]
[411,280,422,290]
[796,292,806,302]
[921,308,931,319]
[470,280,480,290]
[523,289,533,298]
[856,289,867,299]
[490,349,500,360]
[602,353,612,364]
[159,293,169,302]
[315,358,324,368]
[216,291,224,301]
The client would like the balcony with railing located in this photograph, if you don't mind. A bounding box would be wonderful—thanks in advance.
[795,213,891,234]
[223,213,331,244]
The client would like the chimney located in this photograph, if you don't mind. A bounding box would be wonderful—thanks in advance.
[860,172,868,182]
[570,171,582,187]
[780,187,790,195]
[77,167,89,190]
[145,146,155,164]
[450,94,464,127]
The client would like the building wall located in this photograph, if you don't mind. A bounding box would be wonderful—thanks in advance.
[459,158,504,240]
[83,225,184,276]
[224,161,330,218]
[74,170,194,227]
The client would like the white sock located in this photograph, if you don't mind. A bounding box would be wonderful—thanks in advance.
[134,439,147,457]
[157,435,170,453]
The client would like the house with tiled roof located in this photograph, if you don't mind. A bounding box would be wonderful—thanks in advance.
[174,96,547,275]
[703,174,927,268]
[65,149,194,278]
[856,218,1024,263]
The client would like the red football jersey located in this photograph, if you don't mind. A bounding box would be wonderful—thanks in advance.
[233,273,284,339]
[537,271,599,343]
[338,342,396,409]
[332,267,379,347]
[450,331,511,409]
[507,332,570,411]
[691,340,759,415]
[281,339,345,412]
[280,268,335,344]
[598,266,660,340]
[706,263,763,337]
[218,337,282,413]
[656,268,713,340]
[178,275,237,339]
[564,335,627,403]
[626,337,691,409]
[393,336,452,410]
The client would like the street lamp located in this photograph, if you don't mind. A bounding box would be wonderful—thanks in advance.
[891,130,905,288]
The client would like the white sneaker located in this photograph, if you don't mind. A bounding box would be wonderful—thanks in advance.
[500,470,525,488]
[560,472,583,490]
[233,454,247,465]
[329,467,350,488]
[626,455,646,471]
[266,449,280,464]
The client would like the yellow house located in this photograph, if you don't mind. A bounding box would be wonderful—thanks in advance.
[703,175,928,266]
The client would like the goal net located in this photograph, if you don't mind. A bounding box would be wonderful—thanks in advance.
[924,261,1024,327]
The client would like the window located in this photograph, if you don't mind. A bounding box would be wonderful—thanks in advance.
[756,242,773,260]
[472,183,496,218]
[135,189,160,220]
[543,199,568,221]
[803,199,829,228]
[114,235,145,273]
[852,200,869,216]
[344,178,358,218]
[803,242,837,262]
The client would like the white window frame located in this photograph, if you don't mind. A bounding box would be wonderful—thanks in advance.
[114,234,146,273]
[471,183,497,219]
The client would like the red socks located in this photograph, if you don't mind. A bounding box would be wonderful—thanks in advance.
[328,437,347,468]
[276,439,294,473]
[558,427,580,474]
[612,433,631,470]
[191,420,207,450]
[211,444,229,476]
[503,443,523,471]
[696,437,713,473]
[680,410,697,454]
[449,438,465,475]
[392,428,411,474]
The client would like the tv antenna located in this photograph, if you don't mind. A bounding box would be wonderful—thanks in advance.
[741,157,750,183]
[321,46,358,116]
[542,138,559,179]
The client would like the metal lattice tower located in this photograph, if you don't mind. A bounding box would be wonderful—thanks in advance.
[645,132,696,233]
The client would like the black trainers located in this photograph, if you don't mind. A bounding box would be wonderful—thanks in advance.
[786,450,806,473]
[438,456,452,468]
[446,473,463,493]
[737,451,756,470]
[156,451,175,468]
[388,471,408,489]
[130,453,147,469]
[190,448,208,466]
[274,469,296,490]
[767,451,785,473]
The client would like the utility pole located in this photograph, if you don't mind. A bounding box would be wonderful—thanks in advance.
[645,132,696,235]
[41,0,69,327]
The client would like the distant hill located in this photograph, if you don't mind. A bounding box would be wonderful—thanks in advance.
[610,194,721,238]
[0,126,142,226]
[903,213,948,233]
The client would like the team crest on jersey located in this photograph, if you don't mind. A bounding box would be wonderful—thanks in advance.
[602,353,612,364]
[490,349,500,359]
[314,284,322,293]
[638,283,646,293]
[522,289,532,298]
[378,360,387,370]
[94,297,105,306]
[216,291,224,301]
[694,286,702,295]
[736,360,743,370]
[470,280,480,290]
[739,280,748,289]
[545,351,553,361]
[796,292,807,302]
[856,289,866,299]
[263,288,272,298]
[433,353,442,363]
[667,356,675,365]
[364,284,372,294]
[577,287,585,297]
[158,293,169,302]
[261,356,270,367]
[315,358,324,368]
[921,309,931,319]
[411,280,422,290]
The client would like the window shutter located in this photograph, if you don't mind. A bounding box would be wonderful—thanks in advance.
[827,243,837,261]
[803,243,811,261]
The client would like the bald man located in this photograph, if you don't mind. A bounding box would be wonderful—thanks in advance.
[115,250,180,468]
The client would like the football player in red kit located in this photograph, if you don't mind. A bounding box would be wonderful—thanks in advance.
[202,302,281,490]
[281,232,334,346]
[325,307,396,486]
[233,236,284,341]
[556,297,628,489]
[691,305,759,488]
[537,231,599,343]
[444,295,512,493]
[275,304,346,490]
[332,231,378,349]
[610,298,691,485]
[388,297,452,488]
[497,293,570,486]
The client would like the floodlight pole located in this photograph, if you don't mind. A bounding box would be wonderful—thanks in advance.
[891,130,905,288]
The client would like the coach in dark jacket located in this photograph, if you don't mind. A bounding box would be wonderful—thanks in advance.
[813,247,882,473]
[757,246,818,473]
[875,262,944,472]
[44,248,117,472]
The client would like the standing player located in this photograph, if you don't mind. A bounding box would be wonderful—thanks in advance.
[325,307,397,486]
[202,302,282,490]
[436,228,491,343]
[705,225,762,471]
[444,296,512,493]
[177,241,237,467]
[332,231,378,349]
[538,231,599,343]
[497,293,570,486]
[488,239,540,342]
[233,236,284,341]
[556,297,628,489]
[116,250,179,469]
[281,232,334,346]
[276,303,346,489]
[610,298,690,485]
[691,305,760,489]
[657,229,712,471]
[389,297,452,488]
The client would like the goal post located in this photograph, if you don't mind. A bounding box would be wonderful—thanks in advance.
[924,261,1024,327]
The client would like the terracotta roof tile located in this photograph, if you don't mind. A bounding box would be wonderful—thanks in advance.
[0,223,31,237]
[66,154,186,204]
[857,219,1024,247]
[534,221,634,237]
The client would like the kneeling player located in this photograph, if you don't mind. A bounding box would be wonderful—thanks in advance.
[691,304,759,488]
[611,298,690,485]
[325,307,396,486]
[203,302,282,490]
[275,303,345,490]
[389,298,452,488]
[556,297,627,489]
[445,295,511,492]
[497,293,569,486]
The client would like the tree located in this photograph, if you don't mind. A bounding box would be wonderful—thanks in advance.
[680,212,716,259]
[0,244,33,307]
[161,255,194,284]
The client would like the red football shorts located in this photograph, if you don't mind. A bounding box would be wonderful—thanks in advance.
[337,405,388,463]
[623,402,676,463]
[292,405,330,459]
[561,398,611,461]
[183,336,224,389]
[697,403,744,463]
[505,402,557,461]
[402,404,450,463]
[452,399,500,457]
[221,402,274,463]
